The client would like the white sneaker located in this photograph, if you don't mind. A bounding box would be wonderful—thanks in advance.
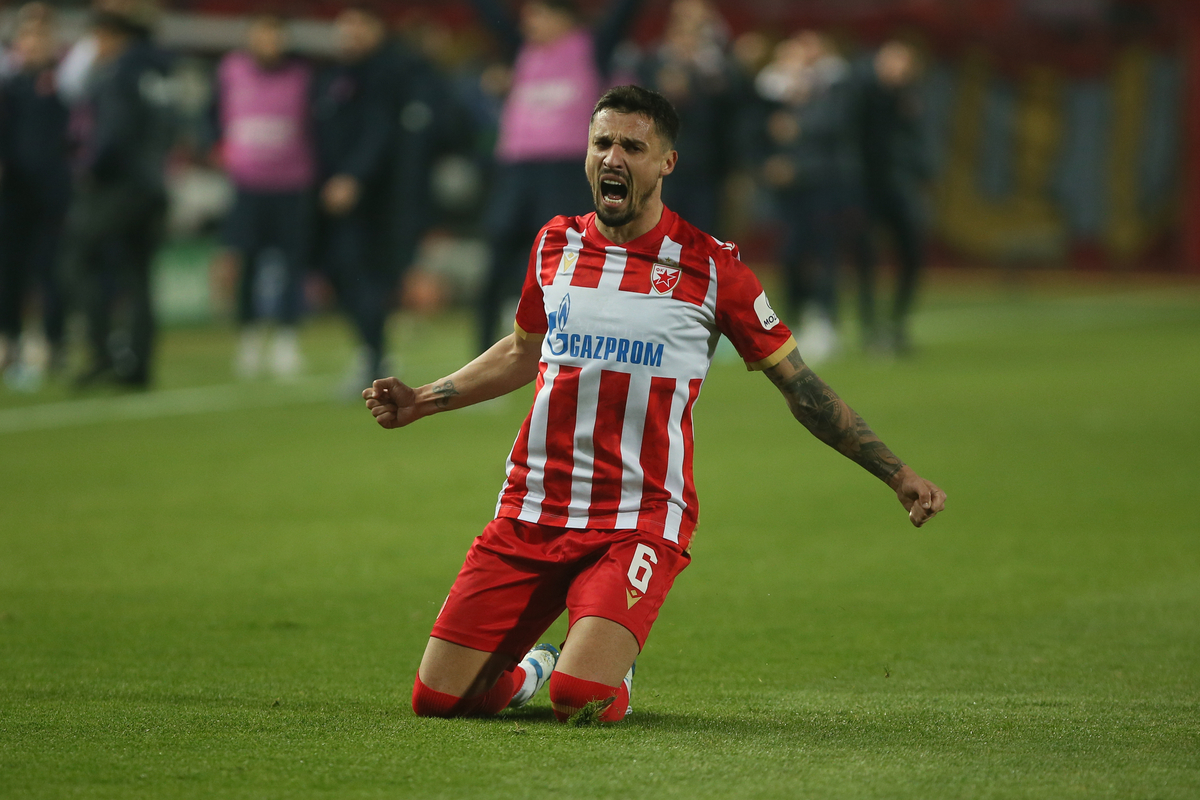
[510,643,560,708]
[620,661,635,718]
[796,313,839,366]
[270,328,304,381]
[235,327,264,380]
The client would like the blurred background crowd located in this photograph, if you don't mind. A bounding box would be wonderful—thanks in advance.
[0,0,1194,393]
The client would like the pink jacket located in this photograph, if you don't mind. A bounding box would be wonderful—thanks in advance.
[217,52,314,191]
[496,29,602,163]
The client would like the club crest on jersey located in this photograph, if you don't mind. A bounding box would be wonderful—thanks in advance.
[651,263,681,295]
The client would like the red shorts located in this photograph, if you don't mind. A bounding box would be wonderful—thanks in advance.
[430,517,691,660]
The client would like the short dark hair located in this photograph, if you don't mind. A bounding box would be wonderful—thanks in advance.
[591,85,681,148]
[535,0,580,21]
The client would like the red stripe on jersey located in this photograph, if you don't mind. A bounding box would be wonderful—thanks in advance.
[618,252,653,294]
[587,369,632,528]
[538,226,569,286]
[676,377,704,548]
[538,365,582,523]
[569,245,607,288]
[671,255,712,307]
[636,376,677,535]
[499,362,547,511]
[617,229,666,294]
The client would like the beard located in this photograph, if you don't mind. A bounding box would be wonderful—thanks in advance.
[592,175,657,229]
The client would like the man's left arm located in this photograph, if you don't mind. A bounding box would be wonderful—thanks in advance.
[763,346,946,527]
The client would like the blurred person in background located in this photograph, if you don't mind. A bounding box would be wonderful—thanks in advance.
[64,8,172,389]
[212,13,313,381]
[56,0,160,106]
[0,4,71,390]
[468,0,646,355]
[312,4,402,392]
[629,0,738,237]
[850,40,927,355]
[755,31,858,365]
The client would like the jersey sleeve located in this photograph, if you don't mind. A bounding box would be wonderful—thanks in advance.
[714,255,796,370]
[513,226,552,339]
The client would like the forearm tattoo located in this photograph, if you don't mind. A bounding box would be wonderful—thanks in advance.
[769,351,905,483]
[431,380,460,409]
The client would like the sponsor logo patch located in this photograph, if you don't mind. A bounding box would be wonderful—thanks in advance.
[560,250,578,274]
[753,291,780,330]
[626,589,642,609]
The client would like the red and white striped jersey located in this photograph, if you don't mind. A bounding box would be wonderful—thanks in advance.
[497,207,795,549]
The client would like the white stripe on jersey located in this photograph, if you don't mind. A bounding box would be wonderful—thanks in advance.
[559,227,584,280]
[658,234,683,266]
[661,379,690,543]
[598,246,629,292]
[567,365,602,528]
[532,227,550,278]
[515,362,558,524]
[612,369,650,530]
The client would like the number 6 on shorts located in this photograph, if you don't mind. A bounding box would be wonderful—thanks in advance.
[627,543,658,594]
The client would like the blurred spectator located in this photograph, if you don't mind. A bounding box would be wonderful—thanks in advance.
[0,4,71,390]
[57,0,161,105]
[850,40,927,355]
[469,0,645,354]
[756,31,858,364]
[630,0,738,236]
[388,17,468,290]
[312,5,401,390]
[213,13,313,381]
[64,9,173,388]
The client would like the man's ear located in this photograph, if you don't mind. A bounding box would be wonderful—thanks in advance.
[661,148,678,177]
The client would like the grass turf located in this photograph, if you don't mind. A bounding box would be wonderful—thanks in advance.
[1,272,1198,798]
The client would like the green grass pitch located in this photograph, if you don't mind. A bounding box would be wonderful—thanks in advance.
[1,273,1198,799]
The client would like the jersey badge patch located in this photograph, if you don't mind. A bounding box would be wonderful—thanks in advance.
[754,291,780,330]
[651,263,681,295]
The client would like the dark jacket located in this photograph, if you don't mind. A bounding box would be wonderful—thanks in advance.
[851,56,928,191]
[311,42,401,193]
[0,64,72,209]
[75,38,173,196]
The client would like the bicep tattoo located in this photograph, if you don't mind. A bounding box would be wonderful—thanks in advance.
[768,351,904,483]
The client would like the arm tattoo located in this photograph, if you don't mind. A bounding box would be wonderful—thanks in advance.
[431,380,460,410]
[768,351,905,483]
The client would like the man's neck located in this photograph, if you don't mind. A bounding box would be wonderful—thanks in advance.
[597,201,665,246]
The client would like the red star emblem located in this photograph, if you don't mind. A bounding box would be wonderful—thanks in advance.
[651,264,680,295]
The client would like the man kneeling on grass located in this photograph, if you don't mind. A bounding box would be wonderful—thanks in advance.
[363,85,946,723]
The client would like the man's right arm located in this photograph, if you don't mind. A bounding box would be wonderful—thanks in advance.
[363,331,543,429]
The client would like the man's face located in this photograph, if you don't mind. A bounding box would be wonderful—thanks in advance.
[335,9,384,62]
[585,109,676,229]
[247,18,286,65]
[15,22,55,69]
[520,2,574,46]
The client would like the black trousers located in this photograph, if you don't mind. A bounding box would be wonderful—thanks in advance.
[853,182,923,338]
[318,190,395,377]
[223,189,311,326]
[776,182,845,324]
[476,160,592,354]
[0,192,67,347]
[62,183,165,384]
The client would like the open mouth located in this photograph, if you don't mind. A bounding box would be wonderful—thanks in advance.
[599,175,629,207]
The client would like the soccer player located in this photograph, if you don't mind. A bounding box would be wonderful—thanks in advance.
[363,85,945,723]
